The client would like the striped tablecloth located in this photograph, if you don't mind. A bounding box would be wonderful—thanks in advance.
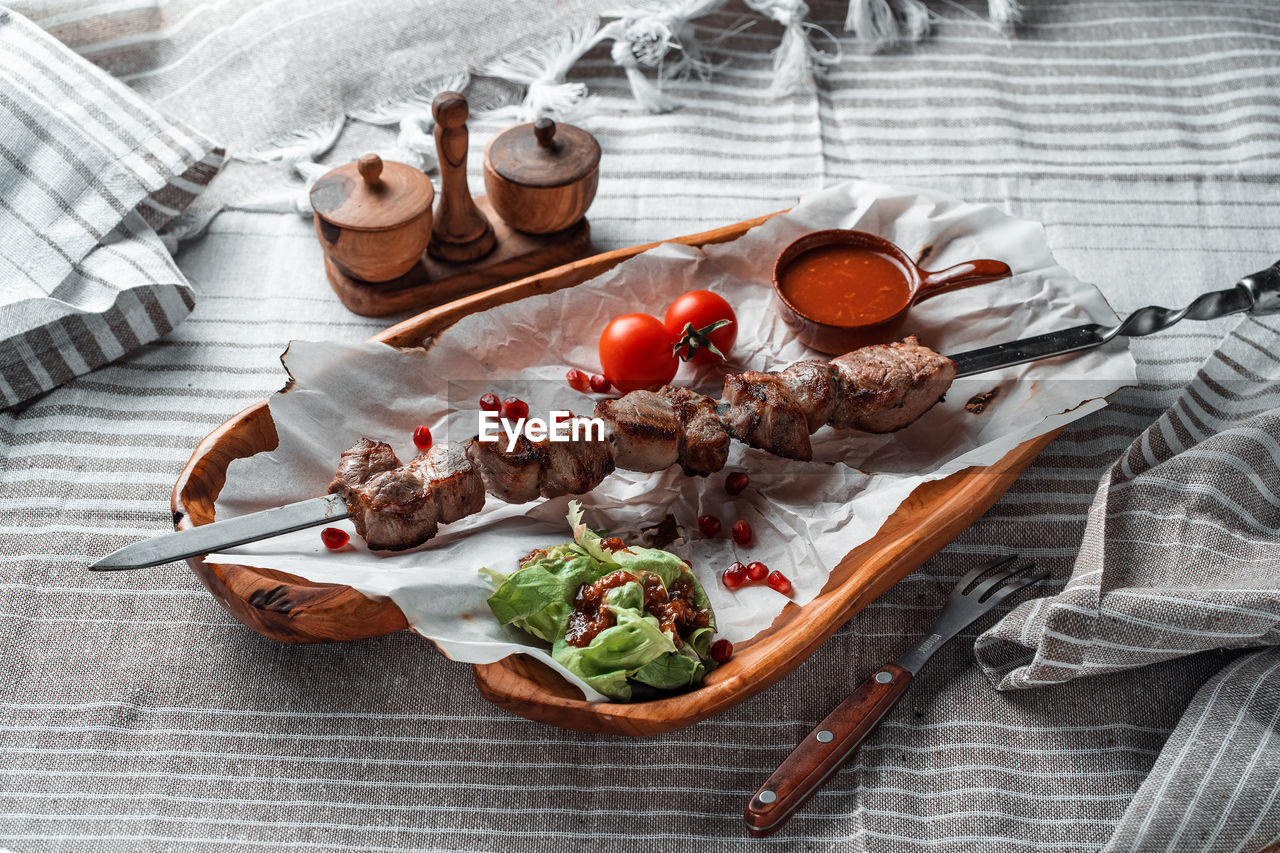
[2,1,1279,850]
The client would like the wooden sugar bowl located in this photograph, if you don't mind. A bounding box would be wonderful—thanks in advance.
[310,153,435,282]
[483,117,600,234]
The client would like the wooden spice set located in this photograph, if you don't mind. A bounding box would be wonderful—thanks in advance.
[310,92,599,316]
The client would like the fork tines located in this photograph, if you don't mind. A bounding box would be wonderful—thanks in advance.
[951,555,1047,606]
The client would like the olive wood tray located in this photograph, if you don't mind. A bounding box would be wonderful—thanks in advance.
[172,211,1058,736]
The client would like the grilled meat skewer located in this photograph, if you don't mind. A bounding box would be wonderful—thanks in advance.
[333,337,956,551]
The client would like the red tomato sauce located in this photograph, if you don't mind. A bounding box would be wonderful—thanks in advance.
[779,245,911,325]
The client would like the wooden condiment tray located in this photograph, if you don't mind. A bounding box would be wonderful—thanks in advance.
[171,211,1057,736]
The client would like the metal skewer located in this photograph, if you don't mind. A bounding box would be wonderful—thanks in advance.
[91,260,1280,572]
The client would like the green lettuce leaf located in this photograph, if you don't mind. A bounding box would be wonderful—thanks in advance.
[485,543,600,644]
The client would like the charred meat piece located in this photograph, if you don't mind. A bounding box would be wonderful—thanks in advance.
[410,443,485,523]
[346,466,438,551]
[776,360,838,433]
[328,438,400,499]
[594,391,680,472]
[540,417,616,498]
[465,435,547,503]
[657,386,731,476]
[828,336,957,433]
[720,371,812,461]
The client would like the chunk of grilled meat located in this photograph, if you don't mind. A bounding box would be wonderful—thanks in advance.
[410,443,485,523]
[657,386,731,476]
[465,435,547,504]
[540,416,615,497]
[828,336,957,433]
[720,371,813,461]
[328,438,401,499]
[595,391,680,472]
[776,360,838,433]
[347,466,438,551]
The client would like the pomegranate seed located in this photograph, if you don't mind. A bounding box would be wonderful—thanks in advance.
[413,425,432,450]
[722,562,747,590]
[320,527,349,550]
[502,397,529,421]
[697,514,721,537]
[767,570,793,596]
[746,561,768,582]
[725,472,749,496]
[709,638,734,663]
[566,369,589,392]
[479,393,501,412]
[731,519,753,546]
[589,374,612,393]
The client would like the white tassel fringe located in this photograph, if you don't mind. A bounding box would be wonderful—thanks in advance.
[480,23,601,122]
[844,0,931,47]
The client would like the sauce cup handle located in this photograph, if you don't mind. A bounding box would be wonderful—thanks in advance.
[915,259,1012,302]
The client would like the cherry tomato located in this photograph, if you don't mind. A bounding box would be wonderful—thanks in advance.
[665,290,737,365]
[599,313,679,393]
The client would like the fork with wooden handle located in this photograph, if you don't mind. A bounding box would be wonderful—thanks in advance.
[743,555,1048,837]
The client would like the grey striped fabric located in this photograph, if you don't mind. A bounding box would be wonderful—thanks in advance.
[977,316,1280,688]
[0,7,224,408]
[1,1,1279,851]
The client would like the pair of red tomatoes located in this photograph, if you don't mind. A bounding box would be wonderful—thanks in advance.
[598,290,737,393]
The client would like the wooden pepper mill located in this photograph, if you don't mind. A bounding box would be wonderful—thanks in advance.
[428,92,496,263]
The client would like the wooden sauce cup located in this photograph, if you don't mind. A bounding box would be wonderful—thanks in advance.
[772,229,1012,354]
[310,153,435,282]
[483,117,600,234]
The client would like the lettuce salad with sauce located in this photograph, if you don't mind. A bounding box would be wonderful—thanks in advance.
[481,502,718,701]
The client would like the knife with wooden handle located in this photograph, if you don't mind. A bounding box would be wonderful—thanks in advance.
[89,262,1280,572]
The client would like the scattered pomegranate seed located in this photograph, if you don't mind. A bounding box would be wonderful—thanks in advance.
[746,561,768,582]
[722,562,747,590]
[479,393,501,412]
[731,519,753,546]
[589,374,612,393]
[709,638,734,663]
[320,527,349,550]
[697,514,721,537]
[767,570,793,596]
[413,425,432,450]
[552,410,571,425]
[502,396,529,421]
[725,472,749,496]
[566,369,589,392]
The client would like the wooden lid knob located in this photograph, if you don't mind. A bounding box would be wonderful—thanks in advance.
[357,153,383,186]
[533,118,556,149]
[433,92,469,129]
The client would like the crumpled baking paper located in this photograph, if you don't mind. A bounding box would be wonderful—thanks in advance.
[212,180,1136,701]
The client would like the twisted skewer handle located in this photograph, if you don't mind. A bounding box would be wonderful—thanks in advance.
[951,259,1280,377]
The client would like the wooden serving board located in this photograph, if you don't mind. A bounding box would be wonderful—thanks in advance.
[172,210,1058,734]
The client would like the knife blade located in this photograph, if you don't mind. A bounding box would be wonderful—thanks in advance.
[90,493,351,571]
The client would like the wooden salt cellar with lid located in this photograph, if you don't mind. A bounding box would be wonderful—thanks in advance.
[310,92,596,317]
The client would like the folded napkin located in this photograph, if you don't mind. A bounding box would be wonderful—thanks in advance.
[0,7,223,409]
[978,314,1280,850]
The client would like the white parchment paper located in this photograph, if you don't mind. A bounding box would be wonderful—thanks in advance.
[212,180,1136,701]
